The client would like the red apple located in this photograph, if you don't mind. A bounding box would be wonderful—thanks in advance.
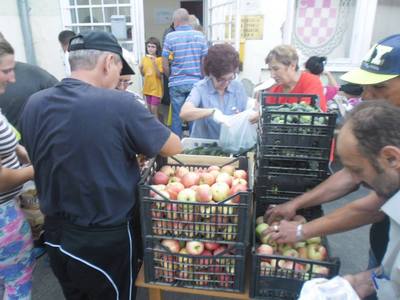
[207,165,220,172]
[256,244,274,256]
[216,172,233,187]
[175,166,189,178]
[233,169,247,180]
[209,169,220,179]
[166,182,185,200]
[204,242,220,251]
[186,241,204,255]
[229,184,247,203]
[168,176,181,184]
[307,244,327,261]
[160,165,175,177]
[232,178,248,187]
[153,171,169,185]
[181,172,200,188]
[199,172,215,186]
[199,249,213,265]
[213,245,227,256]
[297,247,308,259]
[161,239,180,253]
[196,184,213,202]
[283,248,299,258]
[211,182,230,202]
[153,190,170,200]
[220,165,235,176]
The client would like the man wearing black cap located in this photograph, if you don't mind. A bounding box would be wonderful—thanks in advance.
[20,31,182,299]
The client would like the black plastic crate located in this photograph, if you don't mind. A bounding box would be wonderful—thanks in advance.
[250,200,340,299]
[138,156,252,245]
[143,238,246,292]
[256,143,331,161]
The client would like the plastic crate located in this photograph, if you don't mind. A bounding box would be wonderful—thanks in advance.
[250,201,340,299]
[143,238,246,293]
[138,156,252,245]
[181,138,220,150]
[256,143,331,160]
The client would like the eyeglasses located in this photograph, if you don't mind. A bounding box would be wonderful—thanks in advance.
[213,73,237,84]
[118,80,133,87]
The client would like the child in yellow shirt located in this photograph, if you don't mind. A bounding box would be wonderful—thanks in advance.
[139,37,163,117]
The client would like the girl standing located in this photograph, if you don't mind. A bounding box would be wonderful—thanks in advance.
[140,37,163,117]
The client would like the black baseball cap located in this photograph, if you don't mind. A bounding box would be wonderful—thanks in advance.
[68,31,135,75]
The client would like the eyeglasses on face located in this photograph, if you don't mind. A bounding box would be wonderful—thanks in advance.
[118,80,133,86]
[213,73,237,84]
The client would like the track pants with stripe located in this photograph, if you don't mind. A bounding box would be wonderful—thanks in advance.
[44,217,138,300]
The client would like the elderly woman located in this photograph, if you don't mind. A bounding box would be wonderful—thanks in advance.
[180,43,256,139]
[265,45,327,111]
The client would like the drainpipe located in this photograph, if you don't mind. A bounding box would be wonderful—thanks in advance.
[17,0,36,64]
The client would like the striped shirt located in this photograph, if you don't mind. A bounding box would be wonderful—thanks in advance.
[0,112,21,203]
[162,25,208,87]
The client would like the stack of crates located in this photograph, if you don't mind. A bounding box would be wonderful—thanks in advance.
[138,156,252,293]
[251,92,339,299]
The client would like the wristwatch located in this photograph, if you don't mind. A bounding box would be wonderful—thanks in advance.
[296,224,304,241]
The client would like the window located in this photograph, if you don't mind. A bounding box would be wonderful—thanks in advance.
[60,0,136,52]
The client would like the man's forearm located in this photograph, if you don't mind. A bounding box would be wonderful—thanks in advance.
[180,106,214,122]
[302,192,385,239]
[291,168,359,210]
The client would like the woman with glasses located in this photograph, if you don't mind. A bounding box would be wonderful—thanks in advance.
[180,43,256,139]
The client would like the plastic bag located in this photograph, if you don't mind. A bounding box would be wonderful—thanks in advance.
[299,276,361,300]
[218,109,257,154]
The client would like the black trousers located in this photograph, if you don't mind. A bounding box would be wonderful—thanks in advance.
[44,217,137,300]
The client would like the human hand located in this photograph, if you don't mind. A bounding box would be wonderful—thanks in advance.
[265,219,300,244]
[212,109,230,126]
[265,202,297,224]
[248,111,259,124]
[16,144,31,165]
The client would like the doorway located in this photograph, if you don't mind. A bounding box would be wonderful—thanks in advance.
[181,1,203,25]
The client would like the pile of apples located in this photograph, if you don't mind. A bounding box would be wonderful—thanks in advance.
[254,214,330,279]
[148,164,249,241]
[154,239,237,288]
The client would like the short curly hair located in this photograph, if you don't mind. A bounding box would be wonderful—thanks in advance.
[204,44,240,78]
[265,45,299,71]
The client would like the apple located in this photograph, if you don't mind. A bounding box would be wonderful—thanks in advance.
[168,176,181,184]
[181,172,200,188]
[229,184,247,203]
[211,182,230,202]
[292,215,307,224]
[199,172,215,186]
[307,244,327,261]
[255,223,269,238]
[175,166,189,178]
[256,216,265,225]
[233,169,247,180]
[312,265,329,276]
[152,171,169,185]
[221,165,235,176]
[199,249,213,265]
[204,242,220,251]
[213,245,227,256]
[161,239,180,253]
[186,241,204,255]
[216,172,233,187]
[256,244,274,256]
[166,182,185,200]
[306,236,322,244]
[260,231,272,245]
[260,261,272,276]
[232,178,248,187]
[153,190,170,200]
[209,169,220,179]
[297,247,308,259]
[294,241,306,249]
[177,188,196,202]
[150,184,166,197]
[196,184,213,202]
[207,165,220,172]
[282,248,299,258]
[160,165,175,177]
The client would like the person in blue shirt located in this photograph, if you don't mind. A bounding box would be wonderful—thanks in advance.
[180,43,258,139]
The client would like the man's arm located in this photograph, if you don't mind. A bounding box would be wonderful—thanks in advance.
[266,168,359,223]
[268,191,385,243]
[159,132,182,157]
[162,57,170,78]
[180,101,214,122]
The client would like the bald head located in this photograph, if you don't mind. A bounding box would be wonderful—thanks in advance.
[173,8,190,27]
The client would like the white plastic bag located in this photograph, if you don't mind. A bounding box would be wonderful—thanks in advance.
[299,276,361,300]
[218,109,257,154]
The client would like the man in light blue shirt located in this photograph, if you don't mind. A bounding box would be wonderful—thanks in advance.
[162,8,208,138]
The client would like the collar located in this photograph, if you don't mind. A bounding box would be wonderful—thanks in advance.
[205,76,235,95]
[381,189,400,225]
[175,25,193,31]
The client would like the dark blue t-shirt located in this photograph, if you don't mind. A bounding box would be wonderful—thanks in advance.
[20,78,170,226]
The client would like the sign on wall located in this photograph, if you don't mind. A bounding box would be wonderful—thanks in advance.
[226,15,264,40]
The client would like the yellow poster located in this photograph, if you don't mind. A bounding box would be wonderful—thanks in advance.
[225,15,264,40]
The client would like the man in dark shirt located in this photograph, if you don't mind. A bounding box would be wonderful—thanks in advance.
[0,61,58,129]
[20,31,182,300]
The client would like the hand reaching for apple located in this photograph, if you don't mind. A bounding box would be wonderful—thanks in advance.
[267,219,299,244]
[265,201,297,224]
